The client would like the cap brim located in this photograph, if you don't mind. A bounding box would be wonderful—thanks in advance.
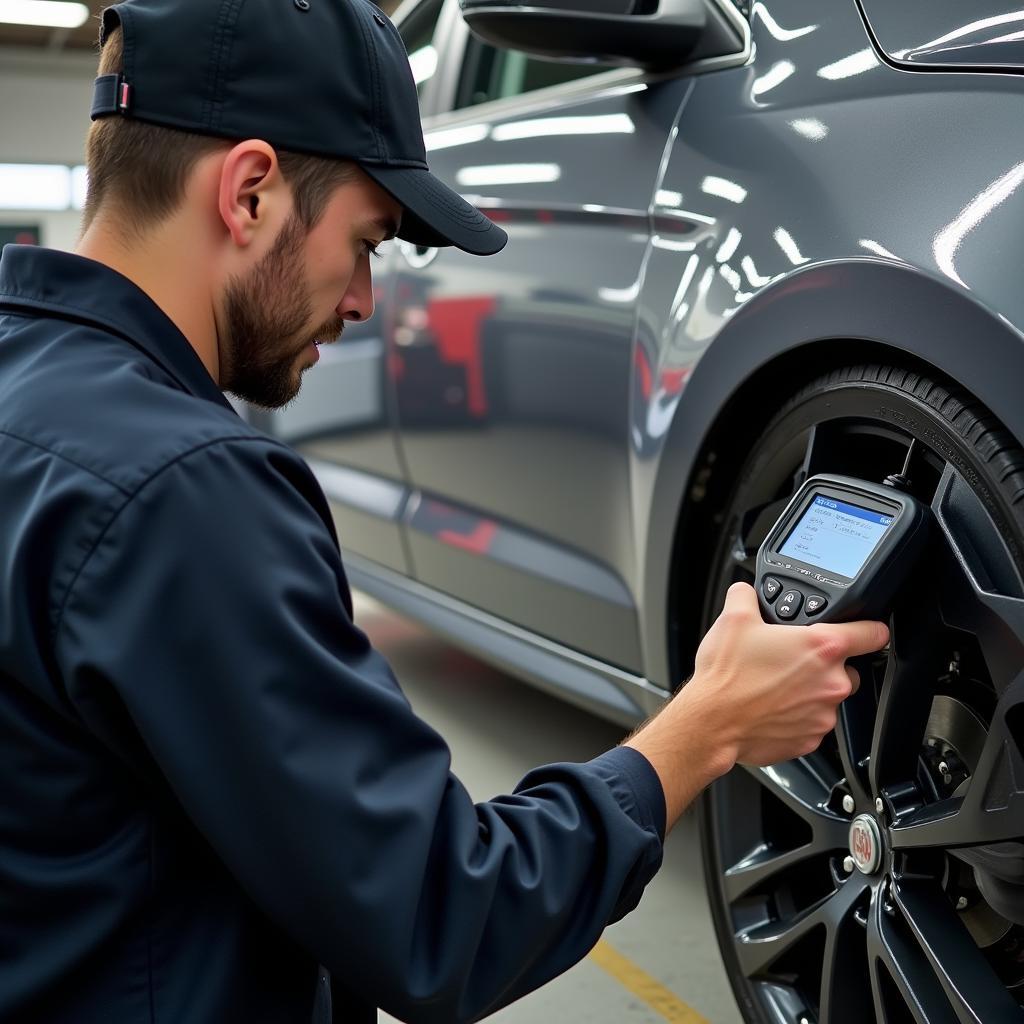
[361,164,508,256]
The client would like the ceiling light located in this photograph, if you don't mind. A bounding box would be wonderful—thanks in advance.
[0,1,90,29]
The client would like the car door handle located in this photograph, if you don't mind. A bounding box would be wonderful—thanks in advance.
[398,239,440,269]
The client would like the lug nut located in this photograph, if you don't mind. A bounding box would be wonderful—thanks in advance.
[875,797,884,815]
[842,795,855,814]
[957,896,968,911]
[843,856,855,874]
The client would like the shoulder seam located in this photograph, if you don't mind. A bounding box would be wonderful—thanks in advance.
[0,428,132,496]
[51,434,298,641]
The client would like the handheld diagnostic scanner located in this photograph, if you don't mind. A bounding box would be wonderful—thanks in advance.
[755,474,929,625]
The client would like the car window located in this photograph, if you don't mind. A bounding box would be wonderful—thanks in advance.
[397,0,444,99]
[456,38,605,109]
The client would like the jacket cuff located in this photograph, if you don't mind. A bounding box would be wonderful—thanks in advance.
[587,746,667,843]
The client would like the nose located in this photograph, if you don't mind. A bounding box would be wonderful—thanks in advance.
[337,252,375,324]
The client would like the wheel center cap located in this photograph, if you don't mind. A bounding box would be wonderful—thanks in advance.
[849,814,883,874]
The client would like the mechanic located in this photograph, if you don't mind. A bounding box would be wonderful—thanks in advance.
[0,1,890,1021]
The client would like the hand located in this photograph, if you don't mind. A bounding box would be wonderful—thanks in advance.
[686,582,889,767]
[624,582,889,828]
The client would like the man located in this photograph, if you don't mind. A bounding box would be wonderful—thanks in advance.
[0,1,888,1021]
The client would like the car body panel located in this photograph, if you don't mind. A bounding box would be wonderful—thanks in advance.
[634,0,1024,685]
[856,0,1024,70]
[389,71,692,670]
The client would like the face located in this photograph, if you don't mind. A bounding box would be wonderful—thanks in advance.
[219,171,402,409]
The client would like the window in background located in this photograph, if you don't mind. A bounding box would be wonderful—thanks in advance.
[397,0,444,101]
[457,41,606,109]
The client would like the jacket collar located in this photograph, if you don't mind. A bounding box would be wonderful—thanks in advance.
[0,245,233,410]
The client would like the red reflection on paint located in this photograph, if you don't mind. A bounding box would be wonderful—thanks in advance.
[660,367,691,395]
[438,521,498,554]
[426,296,496,417]
[634,346,653,400]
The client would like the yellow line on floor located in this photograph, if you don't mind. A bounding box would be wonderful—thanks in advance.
[588,939,710,1024]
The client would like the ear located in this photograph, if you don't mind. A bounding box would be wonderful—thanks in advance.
[216,140,287,249]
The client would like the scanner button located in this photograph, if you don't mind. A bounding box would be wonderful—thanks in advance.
[777,589,803,620]
[762,576,783,603]
[805,594,828,616]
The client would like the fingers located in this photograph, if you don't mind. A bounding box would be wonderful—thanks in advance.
[722,581,759,616]
[845,664,860,694]
[817,619,890,660]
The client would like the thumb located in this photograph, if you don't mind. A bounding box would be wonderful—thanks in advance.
[722,581,759,616]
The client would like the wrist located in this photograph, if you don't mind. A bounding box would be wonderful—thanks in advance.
[623,678,737,826]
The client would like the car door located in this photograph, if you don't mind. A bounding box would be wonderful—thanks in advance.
[390,3,692,671]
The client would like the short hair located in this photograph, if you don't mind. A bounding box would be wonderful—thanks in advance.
[82,27,358,236]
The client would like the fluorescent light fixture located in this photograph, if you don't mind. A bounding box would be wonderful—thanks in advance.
[817,48,879,80]
[719,264,743,292]
[774,226,809,265]
[716,227,742,263]
[70,164,88,211]
[424,124,489,152]
[789,117,829,141]
[0,163,71,210]
[752,60,795,98]
[455,163,560,187]
[491,114,635,142]
[751,3,817,41]
[741,254,773,287]
[408,45,438,87]
[858,238,900,260]
[598,281,640,304]
[0,0,88,28]
[654,189,683,208]
[934,160,1024,287]
[701,176,747,204]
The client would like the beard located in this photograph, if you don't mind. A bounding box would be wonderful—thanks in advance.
[220,213,345,410]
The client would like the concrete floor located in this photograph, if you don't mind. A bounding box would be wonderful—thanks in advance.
[352,591,744,1024]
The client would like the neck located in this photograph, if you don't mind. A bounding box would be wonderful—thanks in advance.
[76,213,222,384]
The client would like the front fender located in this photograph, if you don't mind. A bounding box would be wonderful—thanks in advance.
[638,258,1024,689]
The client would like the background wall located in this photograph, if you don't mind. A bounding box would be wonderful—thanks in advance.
[0,47,95,250]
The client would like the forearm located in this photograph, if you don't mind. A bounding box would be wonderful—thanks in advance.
[623,681,737,829]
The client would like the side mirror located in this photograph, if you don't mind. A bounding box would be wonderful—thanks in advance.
[459,0,742,71]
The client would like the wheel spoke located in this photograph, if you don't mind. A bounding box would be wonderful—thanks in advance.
[869,594,947,795]
[735,872,867,977]
[818,885,873,1024]
[725,841,830,903]
[894,878,1022,1023]
[836,672,875,808]
[867,888,955,1024]
[740,758,846,834]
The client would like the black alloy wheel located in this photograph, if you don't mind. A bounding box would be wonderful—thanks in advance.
[698,365,1024,1024]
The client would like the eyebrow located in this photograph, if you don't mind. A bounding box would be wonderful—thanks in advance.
[367,215,400,241]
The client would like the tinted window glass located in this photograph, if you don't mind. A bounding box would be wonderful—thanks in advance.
[457,40,605,109]
[397,0,444,98]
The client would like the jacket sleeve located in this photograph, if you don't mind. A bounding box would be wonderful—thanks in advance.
[54,438,665,1023]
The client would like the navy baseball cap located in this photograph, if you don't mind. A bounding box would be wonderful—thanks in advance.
[90,0,507,256]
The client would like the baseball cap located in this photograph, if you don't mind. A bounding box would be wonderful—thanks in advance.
[90,0,508,257]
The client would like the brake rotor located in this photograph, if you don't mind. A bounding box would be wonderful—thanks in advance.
[925,695,1013,948]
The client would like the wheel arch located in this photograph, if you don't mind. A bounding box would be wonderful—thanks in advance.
[641,258,1024,690]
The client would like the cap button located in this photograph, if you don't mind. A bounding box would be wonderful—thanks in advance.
[294,0,310,9]
[373,11,385,25]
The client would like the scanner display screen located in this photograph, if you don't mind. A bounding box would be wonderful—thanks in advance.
[779,495,894,578]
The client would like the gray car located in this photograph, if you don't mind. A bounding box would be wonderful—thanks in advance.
[256,1,1024,1020]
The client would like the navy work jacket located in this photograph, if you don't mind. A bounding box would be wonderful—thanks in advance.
[0,245,665,1024]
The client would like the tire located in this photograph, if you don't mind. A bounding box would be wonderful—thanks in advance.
[697,364,1024,1024]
